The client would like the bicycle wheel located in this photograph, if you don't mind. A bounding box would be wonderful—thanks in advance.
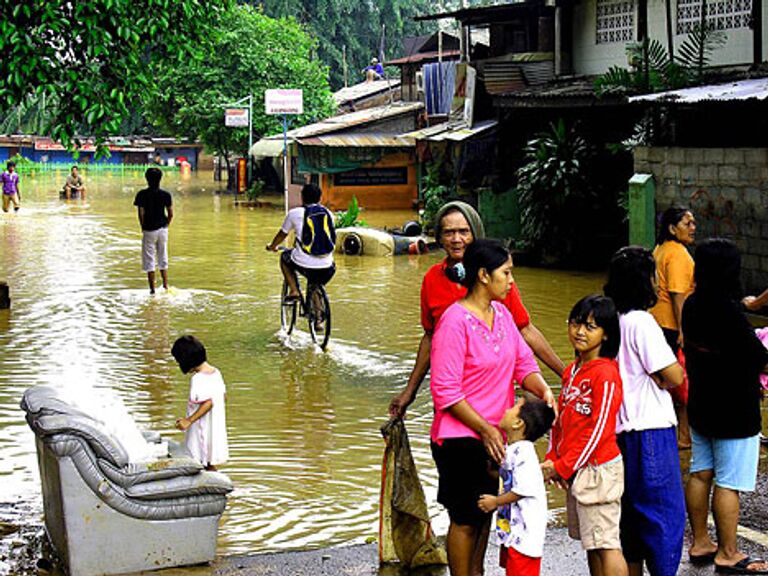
[306,284,331,350]
[280,280,298,335]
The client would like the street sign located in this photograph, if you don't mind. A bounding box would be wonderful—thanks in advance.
[225,108,249,127]
[265,89,303,115]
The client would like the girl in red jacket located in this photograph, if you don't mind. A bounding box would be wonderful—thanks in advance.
[542,295,628,576]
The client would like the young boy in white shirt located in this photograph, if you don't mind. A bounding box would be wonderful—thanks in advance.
[478,397,555,576]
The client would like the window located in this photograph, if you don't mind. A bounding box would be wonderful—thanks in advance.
[677,0,752,33]
[596,0,635,44]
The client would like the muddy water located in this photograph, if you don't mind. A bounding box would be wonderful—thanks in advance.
[2,169,740,558]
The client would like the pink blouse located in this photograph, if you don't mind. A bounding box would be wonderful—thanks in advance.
[430,301,540,443]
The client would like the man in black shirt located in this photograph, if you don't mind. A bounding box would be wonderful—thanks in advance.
[133,168,173,294]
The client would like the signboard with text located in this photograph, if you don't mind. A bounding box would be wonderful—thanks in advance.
[265,89,303,115]
[225,108,249,127]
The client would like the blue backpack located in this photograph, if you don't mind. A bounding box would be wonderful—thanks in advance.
[300,204,336,256]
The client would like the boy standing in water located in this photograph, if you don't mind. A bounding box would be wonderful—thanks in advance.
[2,161,20,212]
[133,167,173,294]
[478,397,555,576]
[172,335,229,471]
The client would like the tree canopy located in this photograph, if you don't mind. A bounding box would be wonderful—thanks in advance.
[255,0,435,89]
[146,5,335,162]
[0,1,231,154]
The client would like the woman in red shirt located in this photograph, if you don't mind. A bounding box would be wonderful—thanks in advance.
[389,201,564,419]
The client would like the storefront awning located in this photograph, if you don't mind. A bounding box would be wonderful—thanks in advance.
[249,139,285,158]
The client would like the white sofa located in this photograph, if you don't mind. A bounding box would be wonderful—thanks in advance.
[21,385,233,576]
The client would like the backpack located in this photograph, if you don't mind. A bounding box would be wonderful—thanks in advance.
[300,204,336,256]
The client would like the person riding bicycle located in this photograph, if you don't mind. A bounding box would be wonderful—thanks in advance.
[266,183,336,301]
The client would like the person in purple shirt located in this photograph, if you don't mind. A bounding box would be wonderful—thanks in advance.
[1,161,20,212]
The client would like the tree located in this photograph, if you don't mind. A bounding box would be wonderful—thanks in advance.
[146,5,335,173]
[0,1,230,155]
[254,0,434,89]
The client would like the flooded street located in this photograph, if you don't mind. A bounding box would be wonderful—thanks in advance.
[3,168,763,561]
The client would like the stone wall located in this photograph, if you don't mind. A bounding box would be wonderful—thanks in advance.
[634,146,768,294]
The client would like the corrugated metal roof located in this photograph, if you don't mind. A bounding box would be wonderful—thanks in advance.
[333,80,401,105]
[260,102,424,142]
[629,78,768,103]
[404,119,498,142]
[296,134,415,147]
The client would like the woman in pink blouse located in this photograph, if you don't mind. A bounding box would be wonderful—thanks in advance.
[430,239,555,576]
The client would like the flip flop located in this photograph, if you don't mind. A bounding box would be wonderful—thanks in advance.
[715,557,768,574]
[689,551,717,565]
[282,295,300,304]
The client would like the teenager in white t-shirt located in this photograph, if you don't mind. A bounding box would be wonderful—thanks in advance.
[477,397,555,576]
[604,247,685,576]
[172,335,229,470]
[265,183,335,300]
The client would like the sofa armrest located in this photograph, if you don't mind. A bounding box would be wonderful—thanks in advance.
[125,471,233,501]
[142,430,162,444]
[100,456,204,488]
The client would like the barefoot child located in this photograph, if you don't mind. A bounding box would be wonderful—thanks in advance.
[172,335,229,471]
[542,295,628,576]
[478,397,555,576]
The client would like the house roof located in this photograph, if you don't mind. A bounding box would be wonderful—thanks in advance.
[628,78,768,104]
[386,50,461,66]
[249,102,424,156]
[333,80,401,106]
[415,0,548,25]
[493,77,627,107]
[404,119,498,142]
[296,134,416,147]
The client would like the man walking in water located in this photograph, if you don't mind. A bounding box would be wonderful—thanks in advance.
[1,161,21,212]
[134,167,173,294]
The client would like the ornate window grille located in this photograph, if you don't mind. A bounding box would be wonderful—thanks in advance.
[596,0,636,44]
[677,0,752,34]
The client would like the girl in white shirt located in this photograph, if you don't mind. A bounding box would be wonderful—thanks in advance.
[172,335,229,470]
[603,247,685,576]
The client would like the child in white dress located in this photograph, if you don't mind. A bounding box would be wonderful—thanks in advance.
[172,335,229,470]
[478,397,556,576]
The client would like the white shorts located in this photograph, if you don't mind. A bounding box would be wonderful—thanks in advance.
[142,227,169,272]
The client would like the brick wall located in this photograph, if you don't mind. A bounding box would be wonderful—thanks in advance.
[634,146,768,294]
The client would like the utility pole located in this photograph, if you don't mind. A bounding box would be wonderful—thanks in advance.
[342,45,348,88]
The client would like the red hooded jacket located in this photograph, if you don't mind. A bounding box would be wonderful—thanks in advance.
[546,357,623,481]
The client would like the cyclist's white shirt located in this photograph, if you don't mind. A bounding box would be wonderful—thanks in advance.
[280,206,334,270]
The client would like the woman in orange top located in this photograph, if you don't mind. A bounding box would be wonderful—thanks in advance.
[649,206,696,448]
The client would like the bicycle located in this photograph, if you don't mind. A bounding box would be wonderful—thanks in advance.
[279,260,332,351]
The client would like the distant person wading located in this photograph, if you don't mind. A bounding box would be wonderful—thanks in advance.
[133,167,173,294]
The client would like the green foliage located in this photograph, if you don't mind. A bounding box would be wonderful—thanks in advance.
[146,5,335,163]
[334,196,366,228]
[676,24,727,82]
[0,1,231,157]
[595,26,727,95]
[516,120,595,263]
[420,163,450,234]
[256,0,434,90]
[246,179,265,202]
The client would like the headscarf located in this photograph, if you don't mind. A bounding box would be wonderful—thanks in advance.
[434,201,485,241]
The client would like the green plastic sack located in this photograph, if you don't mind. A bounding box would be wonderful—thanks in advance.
[379,418,447,568]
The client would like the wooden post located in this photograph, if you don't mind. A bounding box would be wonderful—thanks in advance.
[0,281,9,309]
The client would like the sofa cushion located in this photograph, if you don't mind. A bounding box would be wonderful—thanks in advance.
[100,456,204,488]
[125,471,233,501]
[21,386,93,419]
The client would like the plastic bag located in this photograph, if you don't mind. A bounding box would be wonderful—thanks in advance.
[379,418,447,568]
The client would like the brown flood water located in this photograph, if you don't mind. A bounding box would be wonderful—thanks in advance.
[3,169,760,557]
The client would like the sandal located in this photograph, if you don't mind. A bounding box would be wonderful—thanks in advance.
[689,551,717,565]
[715,557,768,574]
[282,294,300,304]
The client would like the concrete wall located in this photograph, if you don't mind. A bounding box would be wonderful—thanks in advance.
[634,146,768,292]
[573,0,767,76]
